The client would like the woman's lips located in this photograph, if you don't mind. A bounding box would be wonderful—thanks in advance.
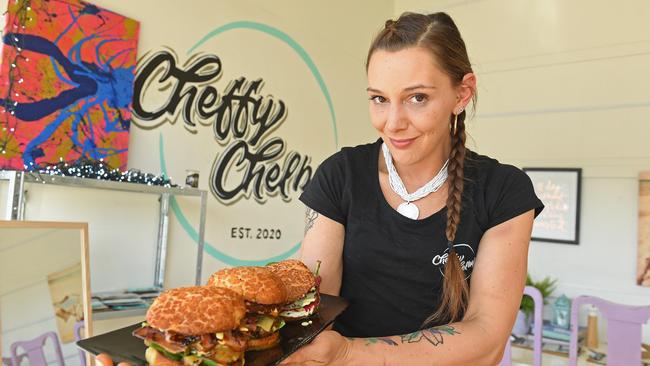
[389,137,416,149]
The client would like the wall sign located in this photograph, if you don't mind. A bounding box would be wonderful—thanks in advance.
[524,168,582,244]
[130,22,338,268]
[132,50,313,204]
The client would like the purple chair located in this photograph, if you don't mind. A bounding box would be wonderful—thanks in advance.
[73,321,87,366]
[2,354,25,366]
[10,331,65,366]
[498,286,544,366]
[569,296,650,366]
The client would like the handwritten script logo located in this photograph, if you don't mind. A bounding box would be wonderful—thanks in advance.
[132,50,313,204]
[432,243,475,279]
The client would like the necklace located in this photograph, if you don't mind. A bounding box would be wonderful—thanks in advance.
[381,142,449,220]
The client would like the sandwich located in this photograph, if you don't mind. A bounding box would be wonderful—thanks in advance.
[132,286,247,366]
[207,266,288,351]
[266,259,321,321]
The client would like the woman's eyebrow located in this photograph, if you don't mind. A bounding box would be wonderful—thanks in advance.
[366,84,437,93]
[403,84,436,91]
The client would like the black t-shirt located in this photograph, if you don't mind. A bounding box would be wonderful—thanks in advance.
[299,138,544,338]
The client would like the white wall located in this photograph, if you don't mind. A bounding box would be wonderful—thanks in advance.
[81,0,389,289]
[395,0,650,343]
[0,0,391,336]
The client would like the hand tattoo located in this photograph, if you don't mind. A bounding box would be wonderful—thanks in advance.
[304,208,318,234]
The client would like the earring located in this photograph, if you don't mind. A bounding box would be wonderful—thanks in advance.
[456,106,464,115]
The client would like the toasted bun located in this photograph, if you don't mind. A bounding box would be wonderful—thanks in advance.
[207,266,288,305]
[247,331,281,351]
[146,286,246,335]
[267,260,316,302]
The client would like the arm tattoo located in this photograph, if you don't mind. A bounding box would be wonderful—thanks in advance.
[304,208,318,234]
[400,325,459,346]
[364,337,399,346]
[356,325,459,347]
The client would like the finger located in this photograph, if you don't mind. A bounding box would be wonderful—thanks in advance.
[278,355,302,364]
[281,362,321,366]
[96,354,114,366]
[279,352,310,364]
[116,362,132,366]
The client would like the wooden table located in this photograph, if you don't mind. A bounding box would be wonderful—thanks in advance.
[511,344,600,366]
[511,344,650,366]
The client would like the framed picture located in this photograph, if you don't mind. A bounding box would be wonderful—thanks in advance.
[523,168,582,244]
[0,221,92,363]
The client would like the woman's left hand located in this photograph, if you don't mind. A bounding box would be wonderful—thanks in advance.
[279,330,352,366]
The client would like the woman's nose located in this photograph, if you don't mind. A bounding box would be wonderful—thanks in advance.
[385,103,408,132]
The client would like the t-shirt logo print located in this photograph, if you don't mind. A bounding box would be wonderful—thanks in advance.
[431,244,476,280]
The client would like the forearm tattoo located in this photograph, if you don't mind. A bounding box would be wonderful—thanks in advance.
[360,325,459,347]
[304,208,318,234]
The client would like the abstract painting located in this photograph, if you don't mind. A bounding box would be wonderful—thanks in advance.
[0,0,139,170]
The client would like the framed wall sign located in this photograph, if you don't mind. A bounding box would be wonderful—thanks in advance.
[523,168,582,244]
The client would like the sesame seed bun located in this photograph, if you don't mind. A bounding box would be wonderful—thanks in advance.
[207,266,288,305]
[266,260,316,302]
[146,286,246,335]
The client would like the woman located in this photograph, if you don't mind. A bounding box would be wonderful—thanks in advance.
[281,12,543,366]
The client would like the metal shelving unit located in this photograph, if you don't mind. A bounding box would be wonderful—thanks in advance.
[0,170,207,289]
[93,307,150,321]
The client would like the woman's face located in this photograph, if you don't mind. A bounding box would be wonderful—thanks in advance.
[366,47,468,167]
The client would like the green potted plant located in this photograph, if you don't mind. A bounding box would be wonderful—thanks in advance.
[512,274,557,335]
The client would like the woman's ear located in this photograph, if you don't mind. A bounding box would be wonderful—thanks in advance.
[455,73,476,112]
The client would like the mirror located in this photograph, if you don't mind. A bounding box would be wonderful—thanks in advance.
[0,221,92,366]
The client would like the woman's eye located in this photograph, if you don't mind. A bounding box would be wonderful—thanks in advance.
[369,95,386,104]
[408,94,428,104]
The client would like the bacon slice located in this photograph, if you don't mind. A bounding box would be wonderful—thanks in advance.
[133,326,187,354]
[245,301,281,316]
[222,331,248,352]
[133,325,249,359]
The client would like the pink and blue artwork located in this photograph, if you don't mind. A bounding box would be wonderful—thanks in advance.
[0,0,139,170]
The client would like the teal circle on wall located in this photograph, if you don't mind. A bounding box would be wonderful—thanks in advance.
[159,21,338,266]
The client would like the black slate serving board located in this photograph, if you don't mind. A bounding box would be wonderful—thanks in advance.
[77,294,348,366]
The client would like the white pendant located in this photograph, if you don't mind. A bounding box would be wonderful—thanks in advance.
[397,202,419,220]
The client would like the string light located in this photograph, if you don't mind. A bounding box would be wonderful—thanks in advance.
[6,158,176,187]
